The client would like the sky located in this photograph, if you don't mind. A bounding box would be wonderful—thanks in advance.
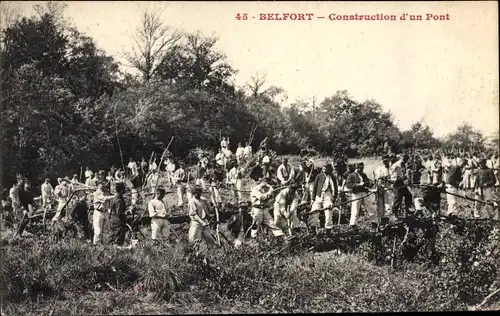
[8,1,500,138]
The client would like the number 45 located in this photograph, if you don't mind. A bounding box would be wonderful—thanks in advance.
[235,13,248,20]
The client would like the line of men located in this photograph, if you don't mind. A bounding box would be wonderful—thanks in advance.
[2,142,498,246]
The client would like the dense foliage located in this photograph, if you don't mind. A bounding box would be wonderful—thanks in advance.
[0,3,494,187]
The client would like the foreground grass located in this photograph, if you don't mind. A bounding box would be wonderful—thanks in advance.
[2,220,499,315]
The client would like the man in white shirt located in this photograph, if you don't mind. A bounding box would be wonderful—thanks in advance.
[235,142,245,165]
[147,170,160,194]
[148,187,171,240]
[84,167,94,180]
[128,158,139,177]
[227,162,243,204]
[52,177,71,223]
[41,178,54,209]
[173,162,188,207]
[221,137,228,151]
[389,155,413,217]
[150,159,158,173]
[92,182,115,244]
[277,158,295,186]
[215,149,225,168]
[249,177,284,238]
[243,142,253,161]
[261,151,271,178]
[164,157,177,187]
[375,156,392,218]
[188,185,216,245]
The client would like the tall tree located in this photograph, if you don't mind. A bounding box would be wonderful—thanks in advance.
[124,9,182,82]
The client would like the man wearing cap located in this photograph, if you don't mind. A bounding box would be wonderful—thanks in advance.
[309,163,338,234]
[273,184,301,233]
[41,178,54,210]
[194,161,206,190]
[208,162,224,208]
[188,185,216,245]
[51,177,71,223]
[261,150,271,178]
[174,162,188,208]
[92,182,115,244]
[389,154,413,217]
[108,182,128,246]
[345,162,373,227]
[473,158,496,218]
[277,158,295,186]
[148,187,171,240]
[249,177,284,238]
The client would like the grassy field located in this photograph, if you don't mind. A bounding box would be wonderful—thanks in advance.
[1,156,500,314]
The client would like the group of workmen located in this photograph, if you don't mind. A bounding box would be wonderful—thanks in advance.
[1,137,498,249]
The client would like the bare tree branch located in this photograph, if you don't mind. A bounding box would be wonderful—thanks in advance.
[124,9,182,82]
[246,71,267,97]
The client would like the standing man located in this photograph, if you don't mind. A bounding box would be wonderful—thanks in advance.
[375,155,392,219]
[236,142,245,165]
[445,159,467,216]
[194,161,206,190]
[261,150,271,178]
[209,162,224,208]
[277,158,295,186]
[108,182,127,246]
[92,182,115,244]
[149,157,158,173]
[227,162,239,204]
[165,157,177,188]
[52,177,71,223]
[84,167,94,180]
[473,158,496,218]
[148,187,171,240]
[249,177,284,239]
[188,185,216,245]
[128,157,139,177]
[174,162,188,208]
[140,157,149,186]
[389,155,413,218]
[147,170,160,194]
[9,175,24,213]
[345,163,373,228]
[243,142,253,162]
[303,159,319,203]
[309,163,338,234]
[41,178,54,210]
[215,149,225,169]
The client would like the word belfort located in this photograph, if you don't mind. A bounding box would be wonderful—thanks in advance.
[236,13,450,21]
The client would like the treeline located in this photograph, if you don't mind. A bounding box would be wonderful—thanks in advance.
[0,3,496,186]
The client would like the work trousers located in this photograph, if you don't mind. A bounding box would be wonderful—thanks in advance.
[474,187,495,219]
[462,169,472,190]
[188,222,216,245]
[392,185,413,217]
[308,192,334,229]
[250,206,284,238]
[350,192,374,226]
[209,185,222,205]
[52,199,68,222]
[93,210,109,244]
[109,215,127,246]
[177,184,189,207]
[151,217,171,240]
[446,185,460,216]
